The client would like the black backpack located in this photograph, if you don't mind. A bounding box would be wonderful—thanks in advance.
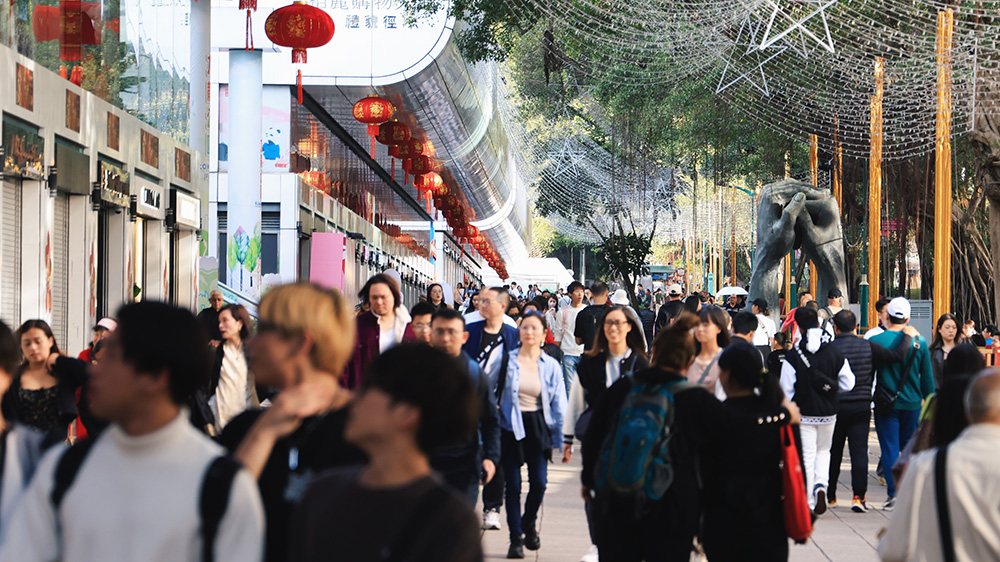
[784,346,840,417]
[51,436,241,562]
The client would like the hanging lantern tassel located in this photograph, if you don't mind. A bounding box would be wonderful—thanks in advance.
[391,157,396,182]
[297,69,303,104]
[238,0,257,9]
[245,10,254,51]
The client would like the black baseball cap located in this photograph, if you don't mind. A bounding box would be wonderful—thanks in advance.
[827,288,843,299]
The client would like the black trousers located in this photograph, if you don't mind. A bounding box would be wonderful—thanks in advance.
[829,400,871,500]
[483,462,505,511]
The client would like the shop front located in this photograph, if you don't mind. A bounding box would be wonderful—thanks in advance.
[132,173,167,302]
[1,113,44,329]
[168,188,201,309]
[93,157,131,319]
[50,139,90,351]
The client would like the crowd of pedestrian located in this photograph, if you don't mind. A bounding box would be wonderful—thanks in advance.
[0,272,996,561]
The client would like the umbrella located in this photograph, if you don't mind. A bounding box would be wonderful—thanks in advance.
[716,286,748,299]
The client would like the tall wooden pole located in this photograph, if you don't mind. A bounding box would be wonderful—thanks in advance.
[868,57,884,329]
[933,9,954,323]
[809,134,819,298]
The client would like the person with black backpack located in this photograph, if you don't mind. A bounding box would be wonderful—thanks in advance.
[561,305,649,562]
[581,313,799,561]
[0,302,264,562]
[779,306,855,516]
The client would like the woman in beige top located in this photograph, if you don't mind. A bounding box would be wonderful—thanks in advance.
[686,306,731,394]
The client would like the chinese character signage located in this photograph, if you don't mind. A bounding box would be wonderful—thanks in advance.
[2,115,44,179]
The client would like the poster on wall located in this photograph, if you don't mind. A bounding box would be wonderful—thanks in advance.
[15,64,33,111]
[66,91,81,132]
[141,130,159,168]
[218,85,290,173]
[2,116,44,179]
[107,112,120,151]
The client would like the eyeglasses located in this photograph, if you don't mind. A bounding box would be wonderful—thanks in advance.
[605,320,629,328]
[413,323,431,332]
[479,299,496,306]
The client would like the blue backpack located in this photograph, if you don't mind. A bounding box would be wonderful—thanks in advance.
[594,378,697,515]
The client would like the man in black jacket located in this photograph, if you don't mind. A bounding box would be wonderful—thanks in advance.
[654,284,685,334]
[827,310,916,512]
[430,309,501,506]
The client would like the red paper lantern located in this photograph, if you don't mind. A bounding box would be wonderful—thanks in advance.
[409,154,433,176]
[265,2,335,102]
[415,172,443,194]
[376,120,411,146]
[439,195,458,210]
[265,2,335,64]
[353,95,394,156]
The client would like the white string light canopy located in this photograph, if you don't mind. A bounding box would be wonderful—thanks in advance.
[488,0,997,161]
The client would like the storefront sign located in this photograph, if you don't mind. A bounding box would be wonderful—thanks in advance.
[172,189,200,230]
[55,142,91,195]
[96,158,130,208]
[134,174,166,220]
[2,115,44,179]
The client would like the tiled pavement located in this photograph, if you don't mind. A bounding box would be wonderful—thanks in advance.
[480,426,890,561]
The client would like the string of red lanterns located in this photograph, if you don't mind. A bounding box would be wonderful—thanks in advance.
[351,96,508,279]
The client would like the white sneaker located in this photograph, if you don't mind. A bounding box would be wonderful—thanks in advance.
[581,545,599,562]
[482,509,502,530]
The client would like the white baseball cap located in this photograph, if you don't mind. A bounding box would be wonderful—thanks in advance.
[610,289,630,306]
[669,283,682,296]
[95,318,118,332]
[886,297,911,320]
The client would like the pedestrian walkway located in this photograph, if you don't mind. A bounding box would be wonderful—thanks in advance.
[480,426,890,561]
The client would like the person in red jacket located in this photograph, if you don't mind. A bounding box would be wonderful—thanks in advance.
[342,274,416,389]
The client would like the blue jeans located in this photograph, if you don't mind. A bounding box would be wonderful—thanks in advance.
[502,430,548,541]
[561,354,581,398]
[874,408,920,497]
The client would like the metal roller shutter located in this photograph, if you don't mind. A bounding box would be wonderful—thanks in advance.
[1,181,21,329]
[52,194,70,351]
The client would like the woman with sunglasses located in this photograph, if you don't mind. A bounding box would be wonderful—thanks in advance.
[561,305,649,562]
[496,311,566,558]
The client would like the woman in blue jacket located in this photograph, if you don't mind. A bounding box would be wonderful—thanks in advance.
[497,311,566,559]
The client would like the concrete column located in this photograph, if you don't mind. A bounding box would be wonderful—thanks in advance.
[227,49,263,301]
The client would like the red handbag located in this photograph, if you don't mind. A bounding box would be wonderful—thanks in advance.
[781,425,813,543]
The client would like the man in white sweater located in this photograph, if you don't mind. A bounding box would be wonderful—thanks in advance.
[0,301,264,562]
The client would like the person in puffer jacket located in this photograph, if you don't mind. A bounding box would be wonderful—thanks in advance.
[779,306,855,515]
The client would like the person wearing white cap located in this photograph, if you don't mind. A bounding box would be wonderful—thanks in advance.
[869,297,936,511]
[77,318,117,363]
[654,284,685,335]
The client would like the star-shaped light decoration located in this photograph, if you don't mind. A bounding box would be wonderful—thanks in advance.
[758,0,837,54]
[708,12,788,97]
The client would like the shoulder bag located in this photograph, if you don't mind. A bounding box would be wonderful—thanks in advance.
[874,337,919,417]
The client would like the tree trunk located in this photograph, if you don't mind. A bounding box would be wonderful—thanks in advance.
[968,64,1000,322]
